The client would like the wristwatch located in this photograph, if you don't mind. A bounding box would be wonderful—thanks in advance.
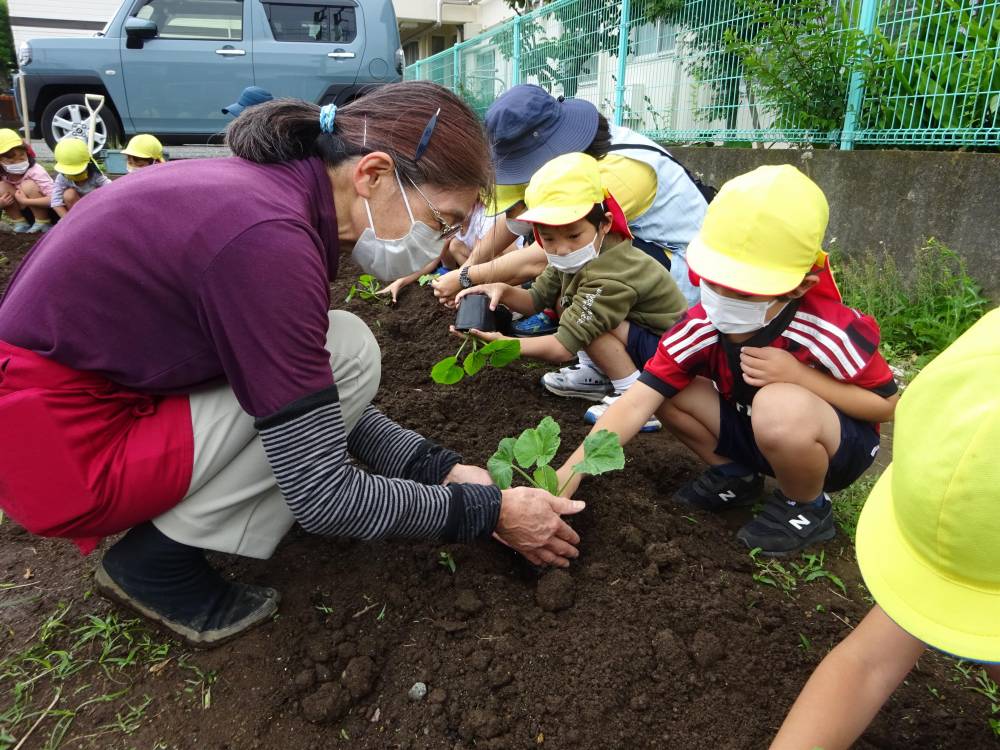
[459,266,473,289]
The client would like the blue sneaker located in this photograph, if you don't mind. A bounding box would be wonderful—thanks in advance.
[584,393,661,432]
[12,221,30,233]
[26,221,52,234]
[434,264,450,276]
[512,310,557,337]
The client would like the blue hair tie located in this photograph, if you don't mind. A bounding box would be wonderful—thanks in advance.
[319,104,337,134]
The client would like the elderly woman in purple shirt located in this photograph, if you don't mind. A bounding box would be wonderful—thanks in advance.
[0,83,584,647]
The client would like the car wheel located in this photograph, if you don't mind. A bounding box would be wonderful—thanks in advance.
[41,93,123,153]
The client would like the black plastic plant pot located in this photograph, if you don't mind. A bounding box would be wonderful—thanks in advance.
[455,294,514,333]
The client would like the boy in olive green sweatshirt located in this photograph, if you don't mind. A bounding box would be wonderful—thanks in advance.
[457,153,687,431]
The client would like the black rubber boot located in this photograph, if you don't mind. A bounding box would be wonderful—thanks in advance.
[95,522,279,648]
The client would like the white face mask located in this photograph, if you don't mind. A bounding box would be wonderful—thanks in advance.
[545,231,601,274]
[505,217,532,238]
[352,170,446,283]
[4,160,29,175]
[700,281,782,334]
[126,166,138,174]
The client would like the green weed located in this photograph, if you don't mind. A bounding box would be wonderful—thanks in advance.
[835,240,989,367]
[438,551,457,574]
[749,548,846,596]
[953,661,1000,737]
[831,472,880,542]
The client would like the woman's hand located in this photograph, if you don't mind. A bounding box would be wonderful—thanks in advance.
[443,463,493,486]
[740,346,807,388]
[494,487,585,567]
[431,269,464,306]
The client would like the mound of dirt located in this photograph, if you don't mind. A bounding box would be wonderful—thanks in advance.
[0,231,37,294]
[0,252,990,749]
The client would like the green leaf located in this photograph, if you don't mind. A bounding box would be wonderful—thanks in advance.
[487,437,516,489]
[430,356,465,385]
[532,465,559,495]
[571,429,625,477]
[463,349,487,376]
[480,339,521,368]
[418,274,436,286]
[513,416,560,469]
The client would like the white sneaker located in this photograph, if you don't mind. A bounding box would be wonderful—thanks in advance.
[584,393,662,432]
[541,364,612,402]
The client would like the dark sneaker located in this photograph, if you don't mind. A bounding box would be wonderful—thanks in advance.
[673,467,763,512]
[512,310,558,337]
[736,491,836,556]
[95,522,279,648]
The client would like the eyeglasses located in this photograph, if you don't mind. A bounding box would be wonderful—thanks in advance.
[404,174,463,241]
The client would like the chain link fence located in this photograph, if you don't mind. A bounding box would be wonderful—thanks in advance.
[404,0,1000,148]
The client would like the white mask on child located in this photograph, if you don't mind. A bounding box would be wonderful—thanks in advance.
[4,161,29,175]
[505,217,532,237]
[700,281,781,334]
[545,233,601,274]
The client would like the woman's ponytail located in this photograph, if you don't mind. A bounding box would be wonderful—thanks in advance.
[225,99,322,164]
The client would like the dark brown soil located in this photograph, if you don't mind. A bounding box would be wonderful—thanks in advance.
[0,231,37,294]
[0,246,992,749]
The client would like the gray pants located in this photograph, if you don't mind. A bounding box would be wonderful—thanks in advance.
[153,311,381,559]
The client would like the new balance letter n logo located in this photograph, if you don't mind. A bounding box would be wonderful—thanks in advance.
[718,490,736,503]
[788,514,811,531]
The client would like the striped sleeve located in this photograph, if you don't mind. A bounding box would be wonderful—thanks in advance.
[256,387,501,543]
[639,308,717,397]
[347,405,463,484]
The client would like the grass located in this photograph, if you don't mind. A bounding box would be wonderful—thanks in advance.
[834,239,989,370]
[749,548,847,597]
[831,472,880,542]
[952,661,1000,737]
[0,602,214,749]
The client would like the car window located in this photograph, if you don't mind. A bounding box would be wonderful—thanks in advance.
[135,0,244,41]
[263,3,357,43]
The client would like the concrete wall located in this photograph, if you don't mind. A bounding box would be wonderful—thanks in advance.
[669,147,1000,299]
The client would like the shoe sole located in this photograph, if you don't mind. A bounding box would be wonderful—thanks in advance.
[543,383,610,403]
[94,562,279,649]
[584,412,661,431]
[736,525,836,558]
[672,493,758,511]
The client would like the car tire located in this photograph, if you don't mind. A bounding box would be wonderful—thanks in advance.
[41,93,124,153]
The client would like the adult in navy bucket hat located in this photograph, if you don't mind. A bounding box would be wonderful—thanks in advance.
[223,86,274,117]
[486,84,599,185]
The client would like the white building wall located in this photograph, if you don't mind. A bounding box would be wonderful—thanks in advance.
[10,0,121,48]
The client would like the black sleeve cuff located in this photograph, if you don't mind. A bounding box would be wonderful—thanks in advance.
[254,384,341,430]
[402,439,464,484]
[638,371,680,399]
[442,483,502,543]
[870,379,899,397]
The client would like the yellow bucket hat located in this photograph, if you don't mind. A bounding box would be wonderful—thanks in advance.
[122,133,165,162]
[483,182,526,217]
[856,307,1000,663]
[0,128,24,155]
[53,138,92,175]
[519,152,603,226]
[687,165,829,296]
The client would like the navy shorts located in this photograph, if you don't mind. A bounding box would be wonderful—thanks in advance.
[715,395,880,492]
[626,323,662,370]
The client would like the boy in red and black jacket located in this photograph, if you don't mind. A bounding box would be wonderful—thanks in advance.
[557,165,898,556]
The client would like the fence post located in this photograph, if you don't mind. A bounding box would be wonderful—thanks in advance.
[512,16,522,86]
[414,59,422,81]
[453,43,461,90]
[840,0,878,150]
[613,0,631,125]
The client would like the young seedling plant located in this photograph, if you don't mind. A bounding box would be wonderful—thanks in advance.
[487,416,625,496]
[345,274,390,306]
[430,334,520,385]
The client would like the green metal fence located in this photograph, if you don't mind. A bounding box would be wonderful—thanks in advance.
[405,0,1000,149]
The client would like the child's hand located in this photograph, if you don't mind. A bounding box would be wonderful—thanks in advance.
[376,277,409,304]
[456,282,506,310]
[431,269,463,306]
[13,189,26,203]
[449,325,504,344]
[740,346,804,387]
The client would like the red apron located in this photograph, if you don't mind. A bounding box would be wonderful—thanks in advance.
[0,341,193,554]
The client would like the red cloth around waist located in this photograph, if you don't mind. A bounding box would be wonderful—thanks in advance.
[0,341,193,553]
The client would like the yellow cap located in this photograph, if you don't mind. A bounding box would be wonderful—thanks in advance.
[484,183,526,217]
[856,307,1000,663]
[53,138,92,175]
[687,165,829,296]
[519,153,604,226]
[122,133,164,162]
[0,128,24,155]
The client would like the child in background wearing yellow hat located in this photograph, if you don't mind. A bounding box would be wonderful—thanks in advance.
[456,153,688,432]
[772,308,1000,749]
[122,134,166,172]
[557,165,898,555]
[0,128,55,234]
[51,138,111,217]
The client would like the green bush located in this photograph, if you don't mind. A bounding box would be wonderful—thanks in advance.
[835,239,990,364]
